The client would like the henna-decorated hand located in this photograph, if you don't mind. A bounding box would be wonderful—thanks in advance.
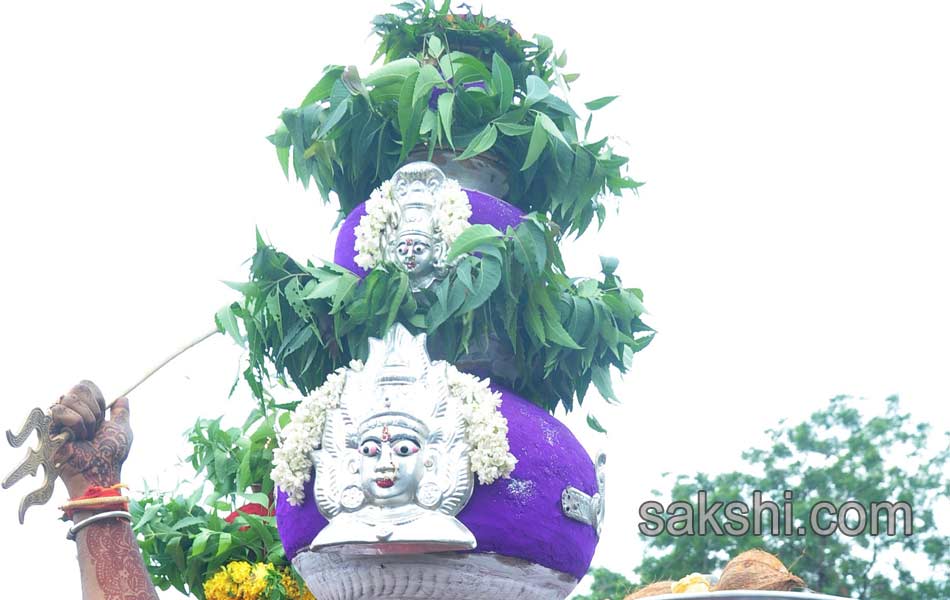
[50,380,133,498]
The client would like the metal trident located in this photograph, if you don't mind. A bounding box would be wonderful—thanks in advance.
[2,409,71,523]
[2,327,219,523]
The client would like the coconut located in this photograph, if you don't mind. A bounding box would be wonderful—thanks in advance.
[672,573,712,593]
[716,549,805,591]
[624,580,675,599]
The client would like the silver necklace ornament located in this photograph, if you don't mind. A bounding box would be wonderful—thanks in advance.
[310,323,476,554]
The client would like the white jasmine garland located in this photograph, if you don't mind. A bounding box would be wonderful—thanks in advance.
[271,360,363,505]
[446,367,519,485]
[353,178,472,270]
[273,361,517,505]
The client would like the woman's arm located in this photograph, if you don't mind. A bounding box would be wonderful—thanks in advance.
[52,381,159,600]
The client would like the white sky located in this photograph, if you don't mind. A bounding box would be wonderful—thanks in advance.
[1,1,949,598]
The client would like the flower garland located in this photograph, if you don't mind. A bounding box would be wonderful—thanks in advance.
[203,561,314,600]
[447,368,519,485]
[273,361,517,506]
[271,361,357,505]
[353,178,473,270]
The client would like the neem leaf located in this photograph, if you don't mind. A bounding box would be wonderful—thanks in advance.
[302,274,342,299]
[538,94,579,118]
[576,278,601,299]
[276,145,290,179]
[384,272,409,331]
[265,291,283,339]
[427,34,444,58]
[446,224,504,261]
[460,255,502,312]
[134,502,162,532]
[170,516,205,531]
[437,92,455,148]
[166,535,187,571]
[544,316,583,349]
[492,53,514,113]
[592,364,618,403]
[521,116,548,171]
[316,98,350,139]
[215,304,243,346]
[363,57,420,87]
[622,288,647,316]
[330,273,359,313]
[585,95,619,111]
[535,33,554,54]
[536,112,568,146]
[442,51,492,85]
[586,413,607,434]
[420,109,437,135]
[511,221,547,276]
[401,96,429,162]
[190,530,211,557]
[525,75,550,107]
[495,122,533,136]
[456,123,497,160]
[215,532,232,557]
[600,255,619,276]
[284,277,311,322]
[398,70,421,140]
[413,63,444,105]
[524,302,547,344]
[299,65,344,106]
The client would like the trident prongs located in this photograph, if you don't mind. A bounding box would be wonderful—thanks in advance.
[2,408,70,524]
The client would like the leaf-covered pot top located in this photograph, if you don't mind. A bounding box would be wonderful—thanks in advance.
[269,0,641,237]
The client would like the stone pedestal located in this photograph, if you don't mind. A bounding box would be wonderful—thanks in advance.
[293,552,578,600]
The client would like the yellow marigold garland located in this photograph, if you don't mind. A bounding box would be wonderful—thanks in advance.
[203,561,315,600]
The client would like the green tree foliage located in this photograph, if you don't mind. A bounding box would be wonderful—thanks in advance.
[635,396,949,599]
[571,567,635,600]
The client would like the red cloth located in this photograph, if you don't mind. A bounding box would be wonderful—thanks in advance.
[64,484,128,519]
[224,503,271,531]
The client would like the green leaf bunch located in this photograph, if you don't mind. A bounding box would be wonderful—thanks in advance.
[372,1,530,70]
[132,489,288,599]
[269,2,641,236]
[222,224,652,414]
[186,407,278,500]
[133,399,301,598]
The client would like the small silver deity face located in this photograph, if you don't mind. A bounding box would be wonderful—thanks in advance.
[358,422,425,507]
[394,233,436,276]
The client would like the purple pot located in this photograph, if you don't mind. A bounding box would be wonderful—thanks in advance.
[333,188,524,277]
[276,385,600,580]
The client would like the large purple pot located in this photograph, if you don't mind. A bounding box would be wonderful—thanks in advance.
[276,385,599,580]
[333,188,524,277]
